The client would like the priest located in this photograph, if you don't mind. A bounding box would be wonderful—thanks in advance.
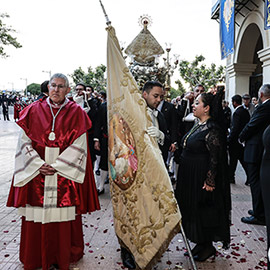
[7,73,100,270]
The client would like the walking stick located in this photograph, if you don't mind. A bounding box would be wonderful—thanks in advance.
[180,223,198,270]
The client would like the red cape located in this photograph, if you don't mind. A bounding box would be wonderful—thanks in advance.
[7,98,100,214]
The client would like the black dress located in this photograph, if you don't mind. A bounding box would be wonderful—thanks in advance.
[175,121,231,246]
[260,125,270,269]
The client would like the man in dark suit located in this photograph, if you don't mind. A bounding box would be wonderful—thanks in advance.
[142,81,170,163]
[36,80,49,101]
[239,84,270,225]
[94,93,108,195]
[228,95,250,184]
[73,83,99,166]
[157,97,178,169]
[119,81,170,269]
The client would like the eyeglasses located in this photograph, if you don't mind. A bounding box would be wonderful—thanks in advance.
[75,88,84,91]
[50,83,66,89]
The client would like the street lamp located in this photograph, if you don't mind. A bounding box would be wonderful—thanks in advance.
[20,78,28,96]
[163,43,179,93]
[42,70,51,79]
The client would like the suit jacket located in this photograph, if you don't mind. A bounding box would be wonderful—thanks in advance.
[36,93,48,101]
[223,106,232,131]
[176,99,195,143]
[94,101,107,140]
[239,99,270,163]
[160,101,178,144]
[157,111,171,161]
[228,105,250,146]
[86,98,99,133]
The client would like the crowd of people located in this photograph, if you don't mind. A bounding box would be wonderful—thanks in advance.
[5,73,270,269]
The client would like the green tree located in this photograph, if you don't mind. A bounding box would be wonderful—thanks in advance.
[0,13,22,57]
[69,64,106,92]
[168,87,180,99]
[174,80,187,97]
[178,55,225,91]
[27,83,40,96]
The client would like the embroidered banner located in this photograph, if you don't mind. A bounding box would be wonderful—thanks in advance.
[265,0,270,29]
[106,25,181,269]
[220,0,235,59]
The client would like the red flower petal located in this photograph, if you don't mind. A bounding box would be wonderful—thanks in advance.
[231,251,241,256]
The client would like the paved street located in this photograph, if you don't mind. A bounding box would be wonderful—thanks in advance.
[0,115,268,270]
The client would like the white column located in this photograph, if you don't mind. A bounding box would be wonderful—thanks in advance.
[226,63,257,101]
[258,47,270,84]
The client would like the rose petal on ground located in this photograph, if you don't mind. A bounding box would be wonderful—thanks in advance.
[258,260,267,266]
[231,251,241,256]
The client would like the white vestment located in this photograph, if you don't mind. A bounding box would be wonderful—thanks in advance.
[14,129,88,224]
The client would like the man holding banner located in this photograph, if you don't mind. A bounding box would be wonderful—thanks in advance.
[106,25,181,269]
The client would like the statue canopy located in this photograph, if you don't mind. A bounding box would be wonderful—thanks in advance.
[125,16,164,65]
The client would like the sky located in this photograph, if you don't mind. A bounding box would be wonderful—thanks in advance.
[0,0,224,92]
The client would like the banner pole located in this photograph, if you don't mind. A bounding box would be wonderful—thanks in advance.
[180,223,198,270]
[99,0,111,26]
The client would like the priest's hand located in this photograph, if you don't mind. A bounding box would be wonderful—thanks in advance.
[39,163,57,176]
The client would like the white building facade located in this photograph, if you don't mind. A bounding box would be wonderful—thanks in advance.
[212,0,270,101]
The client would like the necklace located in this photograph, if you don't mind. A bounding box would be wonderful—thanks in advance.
[48,99,66,141]
[183,120,208,148]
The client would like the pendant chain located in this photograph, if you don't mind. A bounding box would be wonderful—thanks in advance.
[183,120,207,148]
[48,101,65,132]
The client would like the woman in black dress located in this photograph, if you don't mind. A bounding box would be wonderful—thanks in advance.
[175,91,231,261]
[260,125,270,269]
